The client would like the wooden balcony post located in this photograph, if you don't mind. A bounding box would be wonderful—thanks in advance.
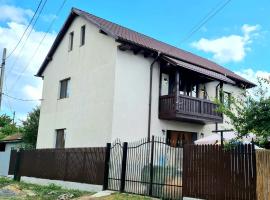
[175,70,180,110]
[219,82,224,103]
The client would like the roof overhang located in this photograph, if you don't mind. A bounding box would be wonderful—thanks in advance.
[162,56,235,85]
[35,8,256,89]
[0,139,22,144]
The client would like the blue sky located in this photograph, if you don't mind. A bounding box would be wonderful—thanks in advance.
[0,0,269,122]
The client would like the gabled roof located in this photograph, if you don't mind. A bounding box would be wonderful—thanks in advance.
[0,133,22,143]
[36,8,255,88]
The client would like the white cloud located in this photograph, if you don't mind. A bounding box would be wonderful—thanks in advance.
[235,68,270,84]
[23,82,43,100]
[0,5,33,24]
[0,22,56,75]
[191,24,260,63]
[0,5,56,122]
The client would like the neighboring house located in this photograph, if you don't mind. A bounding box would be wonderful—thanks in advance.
[0,133,22,176]
[36,8,255,149]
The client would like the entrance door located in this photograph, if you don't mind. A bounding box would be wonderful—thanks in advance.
[167,131,197,147]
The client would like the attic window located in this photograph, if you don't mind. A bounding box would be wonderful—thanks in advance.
[68,31,74,51]
[80,25,85,46]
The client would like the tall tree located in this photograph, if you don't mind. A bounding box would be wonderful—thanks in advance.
[21,107,40,147]
[0,114,12,128]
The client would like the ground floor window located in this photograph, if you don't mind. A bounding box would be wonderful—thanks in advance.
[55,129,65,148]
[166,130,197,147]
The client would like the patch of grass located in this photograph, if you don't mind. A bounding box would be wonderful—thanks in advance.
[0,177,92,200]
[102,193,152,200]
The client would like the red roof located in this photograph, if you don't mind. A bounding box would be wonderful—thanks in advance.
[37,8,255,88]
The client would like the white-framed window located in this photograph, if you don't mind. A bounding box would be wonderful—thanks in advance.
[224,91,232,108]
[59,78,70,99]
[55,129,66,148]
[68,31,74,51]
[80,25,86,46]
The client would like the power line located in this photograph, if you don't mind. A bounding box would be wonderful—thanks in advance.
[5,0,43,60]
[6,0,48,77]
[8,0,68,92]
[179,0,232,44]
[2,93,42,102]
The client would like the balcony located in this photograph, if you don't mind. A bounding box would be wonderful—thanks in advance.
[159,94,223,124]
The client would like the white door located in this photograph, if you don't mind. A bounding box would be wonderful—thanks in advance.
[161,73,169,96]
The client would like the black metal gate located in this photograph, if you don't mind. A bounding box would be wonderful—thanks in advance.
[103,136,183,199]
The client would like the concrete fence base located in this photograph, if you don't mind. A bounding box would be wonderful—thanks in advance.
[20,176,103,192]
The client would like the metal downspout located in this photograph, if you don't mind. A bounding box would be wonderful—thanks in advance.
[147,52,161,142]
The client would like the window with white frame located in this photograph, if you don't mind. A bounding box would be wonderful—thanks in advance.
[59,78,70,99]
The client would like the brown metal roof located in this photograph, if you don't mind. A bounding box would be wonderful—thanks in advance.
[36,8,255,88]
[162,56,235,84]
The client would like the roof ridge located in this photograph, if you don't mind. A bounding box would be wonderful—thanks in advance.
[72,8,250,83]
[37,7,255,87]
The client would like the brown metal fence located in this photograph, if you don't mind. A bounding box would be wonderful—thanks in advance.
[256,150,270,200]
[182,144,257,200]
[9,148,106,185]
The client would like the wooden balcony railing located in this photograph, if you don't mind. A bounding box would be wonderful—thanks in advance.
[159,94,223,123]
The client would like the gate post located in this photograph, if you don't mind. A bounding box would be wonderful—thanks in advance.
[120,142,128,192]
[103,143,111,190]
[13,148,22,181]
[149,135,155,196]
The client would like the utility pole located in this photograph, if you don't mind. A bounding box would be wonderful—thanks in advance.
[12,111,15,124]
[0,48,6,110]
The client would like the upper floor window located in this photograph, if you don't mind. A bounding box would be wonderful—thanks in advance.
[68,31,74,51]
[55,129,65,148]
[59,78,70,99]
[80,25,86,46]
[224,92,231,108]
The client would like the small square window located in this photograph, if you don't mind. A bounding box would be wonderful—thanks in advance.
[68,32,74,51]
[55,129,65,148]
[80,25,85,46]
[59,78,70,99]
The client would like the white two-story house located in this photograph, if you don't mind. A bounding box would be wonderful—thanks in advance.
[36,8,255,149]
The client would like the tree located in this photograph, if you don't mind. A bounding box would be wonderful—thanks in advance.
[21,107,40,147]
[0,114,13,128]
[216,78,270,147]
[0,114,19,138]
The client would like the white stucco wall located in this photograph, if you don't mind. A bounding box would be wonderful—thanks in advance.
[0,142,22,176]
[37,16,245,147]
[202,81,244,136]
[111,50,204,143]
[36,16,118,148]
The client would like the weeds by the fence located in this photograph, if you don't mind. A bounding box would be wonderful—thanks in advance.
[0,177,92,200]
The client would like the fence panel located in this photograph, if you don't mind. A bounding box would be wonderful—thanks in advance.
[256,150,270,200]
[182,144,256,200]
[8,150,17,175]
[9,147,106,185]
